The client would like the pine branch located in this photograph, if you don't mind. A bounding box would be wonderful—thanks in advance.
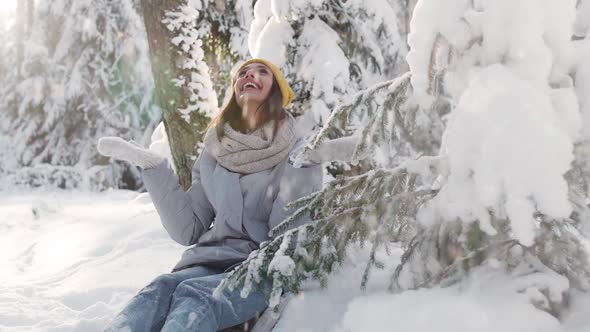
[269,192,322,238]
[311,79,394,146]
[296,74,411,164]
[217,156,440,307]
[360,227,385,291]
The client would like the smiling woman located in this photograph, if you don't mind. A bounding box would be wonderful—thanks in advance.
[208,58,295,136]
[96,57,321,331]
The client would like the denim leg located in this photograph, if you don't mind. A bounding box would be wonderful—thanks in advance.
[104,266,223,332]
[161,273,272,332]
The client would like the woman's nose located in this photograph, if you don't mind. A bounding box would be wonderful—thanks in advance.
[244,69,255,79]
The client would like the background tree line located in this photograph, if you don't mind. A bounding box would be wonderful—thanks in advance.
[0,0,413,190]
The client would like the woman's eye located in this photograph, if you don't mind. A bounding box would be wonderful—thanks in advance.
[260,69,269,74]
[238,71,246,77]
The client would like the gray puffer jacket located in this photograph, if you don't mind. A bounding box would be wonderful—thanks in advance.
[142,139,322,272]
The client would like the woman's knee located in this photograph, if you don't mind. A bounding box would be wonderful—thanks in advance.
[139,273,182,296]
[174,278,214,298]
[176,273,225,293]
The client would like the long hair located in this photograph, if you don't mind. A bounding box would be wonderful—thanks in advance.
[208,77,286,139]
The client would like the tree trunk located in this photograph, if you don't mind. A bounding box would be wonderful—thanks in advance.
[139,0,201,190]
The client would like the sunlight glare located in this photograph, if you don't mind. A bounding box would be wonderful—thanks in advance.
[0,0,16,16]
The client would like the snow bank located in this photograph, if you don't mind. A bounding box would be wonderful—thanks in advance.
[335,282,561,332]
[1,191,589,331]
[275,243,590,332]
[0,190,184,331]
[275,244,402,332]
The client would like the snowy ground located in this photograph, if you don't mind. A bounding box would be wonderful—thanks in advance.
[1,189,589,332]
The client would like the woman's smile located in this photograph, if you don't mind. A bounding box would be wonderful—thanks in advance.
[235,63,273,104]
[241,79,261,92]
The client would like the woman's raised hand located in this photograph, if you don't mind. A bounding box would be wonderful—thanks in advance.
[97,137,164,169]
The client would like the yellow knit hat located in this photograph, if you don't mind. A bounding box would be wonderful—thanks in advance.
[234,58,295,107]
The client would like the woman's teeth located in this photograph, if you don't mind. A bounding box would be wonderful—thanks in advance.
[244,83,258,91]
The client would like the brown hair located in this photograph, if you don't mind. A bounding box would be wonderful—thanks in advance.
[207,77,286,139]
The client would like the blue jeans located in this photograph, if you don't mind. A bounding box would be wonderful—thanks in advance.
[104,265,271,332]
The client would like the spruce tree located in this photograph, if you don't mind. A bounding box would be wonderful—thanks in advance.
[247,0,409,128]
[217,0,590,318]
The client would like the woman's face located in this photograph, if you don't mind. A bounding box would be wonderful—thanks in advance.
[233,63,274,109]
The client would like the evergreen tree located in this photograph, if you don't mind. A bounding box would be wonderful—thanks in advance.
[185,0,254,105]
[247,0,409,130]
[217,0,590,318]
[0,0,158,190]
[391,2,590,317]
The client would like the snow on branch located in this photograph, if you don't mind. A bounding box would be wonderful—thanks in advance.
[216,155,442,307]
[389,0,590,317]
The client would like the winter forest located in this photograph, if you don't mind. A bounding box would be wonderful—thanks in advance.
[1,0,590,331]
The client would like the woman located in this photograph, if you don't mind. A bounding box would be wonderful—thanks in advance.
[98,58,322,331]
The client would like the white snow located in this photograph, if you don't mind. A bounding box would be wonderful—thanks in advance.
[574,39,590,141]
[409,0,582,247]
[574,0,590,37]
[250,16,294,68]
[0,190,184,331]
[298,17,350,124]
[275,244,590,332]
[164,4,219,120]
[420,64,575,246]
[1,191,589,331]
[2,0,590,331]
[406,0,471,105]
[334,287,559,332]
[230,0,255,59]
[247,0,304,68]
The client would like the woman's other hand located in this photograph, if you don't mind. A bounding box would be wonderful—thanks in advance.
[97,137,164,169]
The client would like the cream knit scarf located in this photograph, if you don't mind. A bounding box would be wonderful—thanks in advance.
[203,115,296,174]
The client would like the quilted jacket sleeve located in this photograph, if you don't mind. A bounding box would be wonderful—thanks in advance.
[142,154,215,246]
[268,159,323,237]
